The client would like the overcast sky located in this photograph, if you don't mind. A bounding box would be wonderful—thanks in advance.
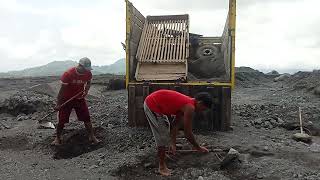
[0,0,319,73]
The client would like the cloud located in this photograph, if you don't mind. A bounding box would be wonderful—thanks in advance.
[0,0,319,73]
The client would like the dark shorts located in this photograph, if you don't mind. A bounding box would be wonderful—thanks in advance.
[58,98,90,126]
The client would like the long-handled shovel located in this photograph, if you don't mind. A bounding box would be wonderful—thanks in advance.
[292,107,312,143]
[38,90,85,129]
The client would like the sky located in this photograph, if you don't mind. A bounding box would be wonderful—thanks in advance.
[0,0,319,73]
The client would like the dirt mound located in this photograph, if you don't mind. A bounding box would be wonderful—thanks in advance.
[235,71,271,88]
[285,70,320,94]
[0,90,54,116]
[234,103,320,132]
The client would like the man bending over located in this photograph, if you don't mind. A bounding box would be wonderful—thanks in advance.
[144,89,212,176]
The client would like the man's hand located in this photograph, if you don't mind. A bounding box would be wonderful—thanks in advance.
[193,146,209,153]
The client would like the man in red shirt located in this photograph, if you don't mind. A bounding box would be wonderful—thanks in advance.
[144,89,212,176]
[51,57,100,146]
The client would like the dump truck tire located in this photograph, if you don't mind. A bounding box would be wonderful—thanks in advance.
[196,44,219,59]
[188,57,226,78]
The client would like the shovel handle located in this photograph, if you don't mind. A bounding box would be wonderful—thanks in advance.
[39,90,85,123]
[299,107,304,134]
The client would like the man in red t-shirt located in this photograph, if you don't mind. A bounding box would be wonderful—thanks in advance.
[51,57,100,146]
[144,89,212,176]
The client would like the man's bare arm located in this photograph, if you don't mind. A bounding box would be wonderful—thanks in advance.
[183,106,200,148]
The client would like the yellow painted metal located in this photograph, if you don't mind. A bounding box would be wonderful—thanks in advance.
[229,0,236,89]
[125,0,131,89]
[129,82,232,87]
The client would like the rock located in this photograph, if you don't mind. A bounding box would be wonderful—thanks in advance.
[270,119,278,126]
[257,174,265,179]
[263,121,271,128]
[89,165,98,170]
[198,176,204,180]
[309,143,320,152]
[143,162,152,168]
[314,86,320,96]
[190,169,203,177]
[254,118,263,125]
[220,148,240,169]
[98,161,104,166]
[17,114,27,121]
[276,117,284,125]
[238,154,250,164]
[107,123,114,129]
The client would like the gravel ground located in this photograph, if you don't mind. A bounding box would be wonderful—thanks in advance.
[0,72,320,180]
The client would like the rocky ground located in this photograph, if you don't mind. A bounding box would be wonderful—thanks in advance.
[0,71,320,180]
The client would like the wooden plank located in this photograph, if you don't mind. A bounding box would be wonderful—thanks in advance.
[143,22,154,61]
[149,22,159,61]
[171,21,177,61]
[150,22,159,61]
[136,20,148,59]
[132,6,145,22]
[207,87,216,130]
[147,14,189,21]
[181,20,186,61]
[159,21,167,61]
[167,21,173,62]
[198,37,222,44]
[177,20,182,61]
[138,63,186,73]
[156,22,164,60]
[162,21,170,62]
[140,21,152,61]
[130,41,139,55]
[128,85,136,127]
[186,19,190,58]
[215,87,222,130]
[179,21,184,60]
[135,96,144,125]
[131,16,144,30]
[172,21,178,61]
[137,74,185,81]
[130,22,144,44]
[220,87,231,131]
[129,54,137,80]
[152,22,161,60]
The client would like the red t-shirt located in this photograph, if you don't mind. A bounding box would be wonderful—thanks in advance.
[60,67,92,100]
[145,89,195,116]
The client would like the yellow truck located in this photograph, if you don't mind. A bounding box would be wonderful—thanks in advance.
[125,0,236,131]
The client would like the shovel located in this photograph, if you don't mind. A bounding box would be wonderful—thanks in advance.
[37,90,85,129]
[292,107,312,143]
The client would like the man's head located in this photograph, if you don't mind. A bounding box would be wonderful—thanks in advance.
[194,92,213,112]
[78,57,92,72]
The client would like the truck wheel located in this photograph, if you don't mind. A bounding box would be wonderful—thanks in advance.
[196,45,219,59]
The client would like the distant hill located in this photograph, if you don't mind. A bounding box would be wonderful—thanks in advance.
[0,58,125,77]
[235,66,260,73]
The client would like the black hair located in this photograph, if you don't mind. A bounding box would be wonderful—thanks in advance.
[195,92,213,108]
